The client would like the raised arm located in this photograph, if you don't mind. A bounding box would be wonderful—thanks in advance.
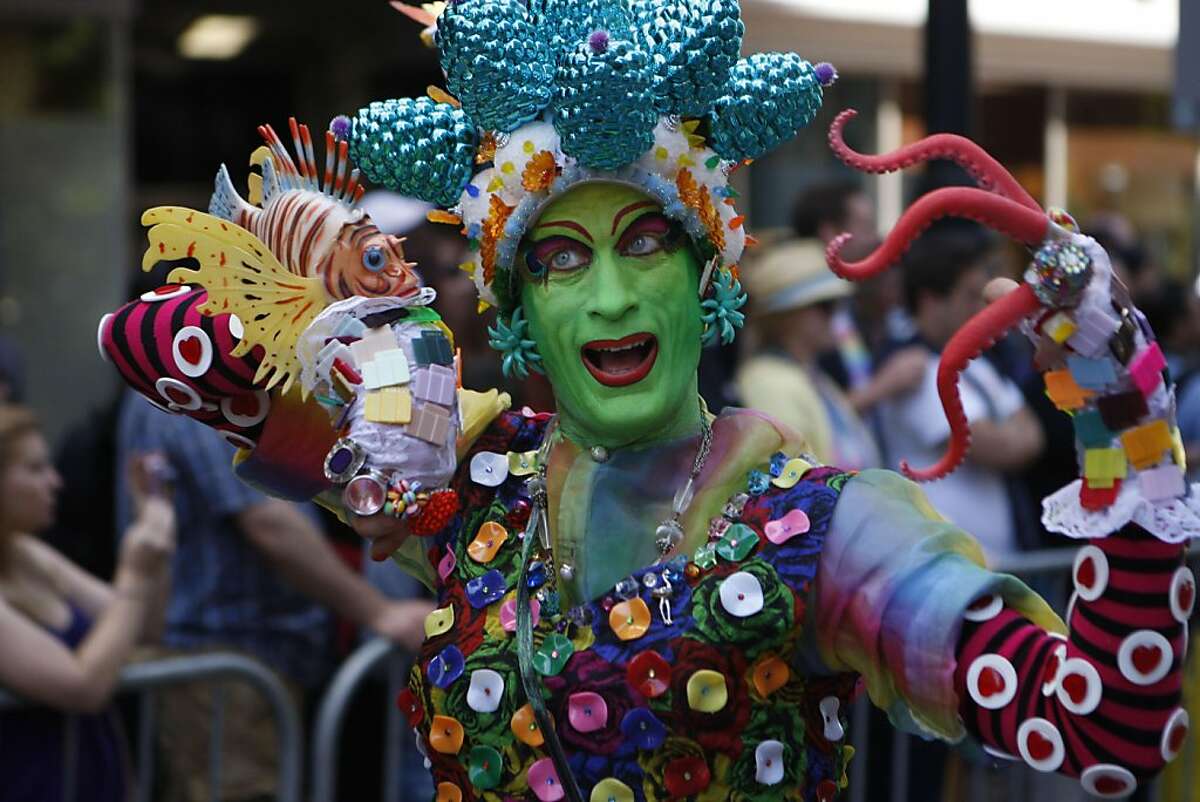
[0,499,174,713]
[814,110,1197,793]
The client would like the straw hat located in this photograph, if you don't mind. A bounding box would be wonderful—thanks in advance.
[741,239,853,315]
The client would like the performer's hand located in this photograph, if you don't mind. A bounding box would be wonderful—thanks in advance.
[351,513,413,562]
[983,276,1019,303]
[370,598,436,652]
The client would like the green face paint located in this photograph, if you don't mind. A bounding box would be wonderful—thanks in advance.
[519,183,704,449]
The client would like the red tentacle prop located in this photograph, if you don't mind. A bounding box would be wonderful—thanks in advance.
[826,187,1051,281]
[903,284,1043,482]
[829,109,1042,212]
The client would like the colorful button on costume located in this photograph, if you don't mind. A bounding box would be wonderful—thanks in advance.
[404,410,861,800]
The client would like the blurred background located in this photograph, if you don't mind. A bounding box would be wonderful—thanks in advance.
[0,0,1196,440]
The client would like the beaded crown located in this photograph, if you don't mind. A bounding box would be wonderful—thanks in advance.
[349,0,836,310]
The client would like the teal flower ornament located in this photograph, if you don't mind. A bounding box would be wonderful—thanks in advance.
[701,268,747,347]
[488,306,544,379]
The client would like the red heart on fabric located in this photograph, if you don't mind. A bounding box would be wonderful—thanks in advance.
[179,336,203,364]
[1076,557,1095,588]
[1042,652,1062,684]
[978,667,1005,697]
[1169,722,1189,753]
[1093,775,1129,795]
[1132,645,1162,674]
[1179,582,1194,613]
[1026,730,1054,761]
[1061,673,1087,704]
[229,394,260,417]
[815,779,838,802]
[164,386,192,405]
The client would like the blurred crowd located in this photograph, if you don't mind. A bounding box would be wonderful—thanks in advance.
[0,179,1197,802]
[729,182,1200,561]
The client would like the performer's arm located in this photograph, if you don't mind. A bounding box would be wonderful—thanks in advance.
[954,527,1187,790]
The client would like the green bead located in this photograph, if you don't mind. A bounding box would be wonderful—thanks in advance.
[532,633,575,676]
[693,542,719,570]
[715,523,759,562]
[467,744,504,790]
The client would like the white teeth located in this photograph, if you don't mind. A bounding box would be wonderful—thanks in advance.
[592,339,650,354]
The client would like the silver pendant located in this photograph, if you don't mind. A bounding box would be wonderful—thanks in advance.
[654,519,684,556]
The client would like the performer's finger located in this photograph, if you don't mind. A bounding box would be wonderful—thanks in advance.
[983,277,1020,304]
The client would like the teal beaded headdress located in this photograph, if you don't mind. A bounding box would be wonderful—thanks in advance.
[350,0,836,312]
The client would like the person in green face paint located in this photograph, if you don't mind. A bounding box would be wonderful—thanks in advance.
[519,183,704,451]
[97,3,1199,799]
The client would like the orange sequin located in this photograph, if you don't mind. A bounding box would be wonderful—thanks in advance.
[427,209,463,226]
[436,783,463,802]
[480,194,514,286]
[427,85,461,108]
[522,150,558,192]
[510,703,545,746]
[429,715,465,754]
[467,521,509,563]
[751,655,790,697]
[609,597,652,641]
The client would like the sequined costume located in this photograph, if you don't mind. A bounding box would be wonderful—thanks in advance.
[96,1,1196,801]
[395,406,1078,801]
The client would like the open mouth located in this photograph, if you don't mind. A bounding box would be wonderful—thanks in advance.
[581,333,658,387]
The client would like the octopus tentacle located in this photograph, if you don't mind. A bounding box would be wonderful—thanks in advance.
[826,187,1050,281]
[829,109,1043,211]
[902,284,1042,481]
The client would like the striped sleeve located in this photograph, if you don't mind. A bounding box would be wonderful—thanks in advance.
[955,525,1190,796]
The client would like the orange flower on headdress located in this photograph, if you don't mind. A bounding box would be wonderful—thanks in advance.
[676,168,725,255]
[521,150,558,192]
[676,168,703,209]
[698,194,725,255]
[481,194,514,285]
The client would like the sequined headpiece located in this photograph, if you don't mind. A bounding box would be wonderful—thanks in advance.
[348,0,836,311]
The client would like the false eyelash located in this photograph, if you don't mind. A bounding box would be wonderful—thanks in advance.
[525,248,549,282]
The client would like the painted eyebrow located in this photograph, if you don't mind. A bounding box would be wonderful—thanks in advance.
[611,200,659,235]
[535,220,594,243]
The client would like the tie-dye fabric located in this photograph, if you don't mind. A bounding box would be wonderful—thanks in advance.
[393,407,1060,800]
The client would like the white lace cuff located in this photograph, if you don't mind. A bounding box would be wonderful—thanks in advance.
[1042,479,1200,543]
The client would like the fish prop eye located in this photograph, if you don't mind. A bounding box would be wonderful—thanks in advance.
[362,246,387,273]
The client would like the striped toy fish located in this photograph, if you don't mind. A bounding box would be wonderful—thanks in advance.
[211,117,420,301]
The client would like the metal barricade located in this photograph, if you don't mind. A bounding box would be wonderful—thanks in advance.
[311,637,413,802]
[0,652,302,802]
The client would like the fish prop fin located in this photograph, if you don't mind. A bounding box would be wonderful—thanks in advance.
[210,164,256,223]
[390,1,441,27]
[258,118,360,205]
[141,206,329,395]
[142,206,273,260]
[247,172,264,207]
